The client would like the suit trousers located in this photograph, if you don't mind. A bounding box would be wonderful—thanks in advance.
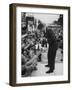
[47,42,58,71]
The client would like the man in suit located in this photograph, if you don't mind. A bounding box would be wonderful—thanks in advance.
[45,27,58,73]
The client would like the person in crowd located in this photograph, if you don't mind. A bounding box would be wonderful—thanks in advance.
[57,30,63,61]
[44,27,58,73]
[36,23,45,62]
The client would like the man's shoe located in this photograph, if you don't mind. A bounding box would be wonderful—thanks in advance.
[46,70,53,73]
[45,65,50,67]
[61,59,63,62]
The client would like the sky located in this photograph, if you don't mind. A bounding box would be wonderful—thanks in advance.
[26,13,60,25]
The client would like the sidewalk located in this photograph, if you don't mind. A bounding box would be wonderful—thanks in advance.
[31,62,63,76]
[31,49,63,77]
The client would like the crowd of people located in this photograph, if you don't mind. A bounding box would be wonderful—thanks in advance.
[21,29,48,76]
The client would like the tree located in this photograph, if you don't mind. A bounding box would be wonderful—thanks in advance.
[58,14,63,26]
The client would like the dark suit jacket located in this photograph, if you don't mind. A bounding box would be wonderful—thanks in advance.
[45,28,57,45]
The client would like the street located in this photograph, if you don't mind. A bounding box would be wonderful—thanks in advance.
[31,49,63,76]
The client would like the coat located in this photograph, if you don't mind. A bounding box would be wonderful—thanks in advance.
[45,28,57,45]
